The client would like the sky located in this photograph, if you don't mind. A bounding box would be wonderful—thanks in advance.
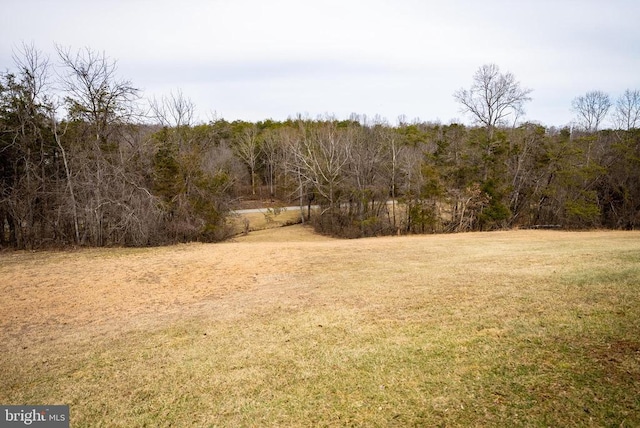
[1,0,639,127]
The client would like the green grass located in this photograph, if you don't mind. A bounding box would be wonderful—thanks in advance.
[1,230,639,426]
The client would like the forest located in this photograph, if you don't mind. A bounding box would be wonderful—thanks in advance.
[1,45,640,248]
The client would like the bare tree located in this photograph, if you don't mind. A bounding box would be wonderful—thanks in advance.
[11,42,52,110]
[57,46,140,144]
[149,89,195,128]
[346,124,388,227]
[233,124,261,196]
[50,110,80,244]
[56,46,148,246]
[613,89,640,131]
[572,90,611,132]
[453,64,532,141]
[380,127,405,231]
[292,121,350,210]
[260,128,283,199]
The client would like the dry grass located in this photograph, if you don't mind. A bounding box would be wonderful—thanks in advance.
[1,227,639,426]
[228,208,303,236]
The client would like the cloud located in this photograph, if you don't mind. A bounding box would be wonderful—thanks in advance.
[2,0,639,126]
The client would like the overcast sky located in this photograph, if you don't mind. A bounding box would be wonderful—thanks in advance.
[1,0,639,127]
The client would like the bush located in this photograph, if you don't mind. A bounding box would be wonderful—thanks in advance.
[311,208,394,238]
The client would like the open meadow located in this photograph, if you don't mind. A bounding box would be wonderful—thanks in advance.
[1,227,639,426]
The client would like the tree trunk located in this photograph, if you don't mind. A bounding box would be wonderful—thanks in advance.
[53,119,80,245]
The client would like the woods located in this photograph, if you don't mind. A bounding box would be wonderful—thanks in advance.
[2,46,640,248]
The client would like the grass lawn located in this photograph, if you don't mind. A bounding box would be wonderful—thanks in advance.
[1,228,639,426]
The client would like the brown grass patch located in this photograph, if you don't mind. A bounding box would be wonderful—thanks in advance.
[1,229,639,426]
[228,208,303,236]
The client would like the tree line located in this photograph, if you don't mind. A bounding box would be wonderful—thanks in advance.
[1,45,639,248]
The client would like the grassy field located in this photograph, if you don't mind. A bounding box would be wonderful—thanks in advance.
[228,207,303,236]
[1,228,639,427]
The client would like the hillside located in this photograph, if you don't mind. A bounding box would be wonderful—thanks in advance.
[1,228,639,426]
